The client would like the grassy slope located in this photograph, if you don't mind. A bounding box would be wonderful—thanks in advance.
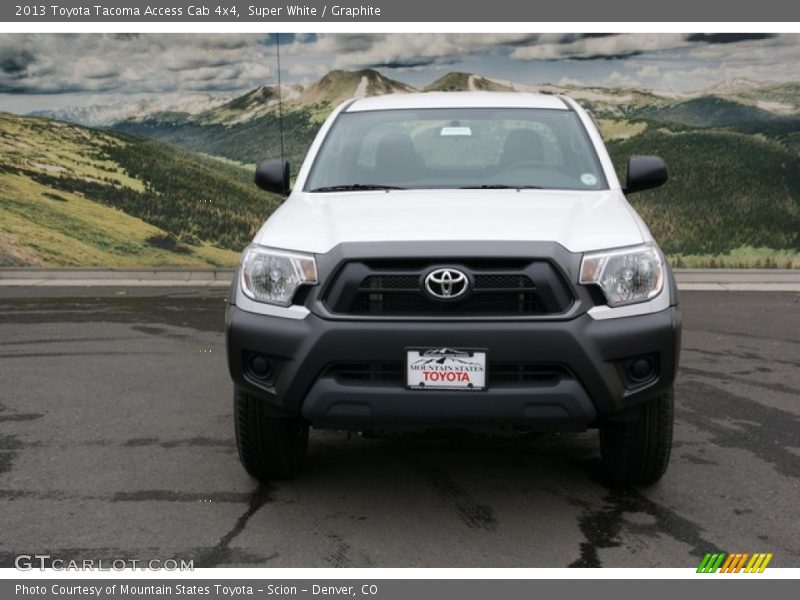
[606,125,800,257]
[114,109,317,172]
[85,73,800,268]
[632,96,782,127]
[116,112,800,266]
[0,172,234,267]
[0,113,279,267]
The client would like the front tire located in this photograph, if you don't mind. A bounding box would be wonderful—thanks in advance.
[599,386,674,485]
[233,388,309,481]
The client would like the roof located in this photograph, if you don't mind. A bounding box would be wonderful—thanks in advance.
[345,91,570,112]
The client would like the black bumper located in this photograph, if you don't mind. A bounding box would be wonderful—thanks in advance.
[226,305,681,431]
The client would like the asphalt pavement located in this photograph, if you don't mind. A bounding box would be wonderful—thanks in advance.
[0,289,798,568]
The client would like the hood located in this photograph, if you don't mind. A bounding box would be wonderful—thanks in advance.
[253,189,648,254]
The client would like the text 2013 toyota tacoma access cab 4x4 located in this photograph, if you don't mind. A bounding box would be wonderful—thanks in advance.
[226,92,680,485]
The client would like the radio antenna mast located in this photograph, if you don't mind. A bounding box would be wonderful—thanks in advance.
[275,32,285,163]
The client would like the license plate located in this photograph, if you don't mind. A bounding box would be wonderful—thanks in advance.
[406,348,486,391]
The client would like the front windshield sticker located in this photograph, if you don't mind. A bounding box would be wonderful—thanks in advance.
[581,173,598,186]
[440,126,473,136]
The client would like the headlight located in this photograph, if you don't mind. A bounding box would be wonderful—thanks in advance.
[580,244,664,307]
[240,245,317,306]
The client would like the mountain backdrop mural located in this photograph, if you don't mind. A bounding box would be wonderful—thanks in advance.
[1,34,799,267]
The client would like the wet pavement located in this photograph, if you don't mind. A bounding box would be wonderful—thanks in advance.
[0,289,798,567]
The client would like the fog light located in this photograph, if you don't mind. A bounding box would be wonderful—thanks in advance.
[248,354,274,380]
[627,358,654,382]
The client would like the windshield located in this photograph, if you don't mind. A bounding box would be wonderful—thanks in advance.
[304,107,608,192]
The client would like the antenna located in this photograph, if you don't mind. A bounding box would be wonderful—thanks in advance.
[275,32,285,163]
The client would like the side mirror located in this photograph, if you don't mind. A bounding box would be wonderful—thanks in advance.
[254,159,290,195]
[624,155,668,194]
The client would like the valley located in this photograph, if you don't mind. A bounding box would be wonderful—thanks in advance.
[3,68,799,267]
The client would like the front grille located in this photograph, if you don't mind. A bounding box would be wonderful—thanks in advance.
[326,362,403,382]
[362,275,418,289]
[490,364,567,384]
[324,259,572,317]
[324,362,569,385]
[351,292,540,315]
[361,274,535,291]
[474,274,535,289]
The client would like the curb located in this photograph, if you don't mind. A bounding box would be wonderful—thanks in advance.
[0,267,234,281]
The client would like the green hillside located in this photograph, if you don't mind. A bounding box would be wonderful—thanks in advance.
[711,81,800,114]
[730,119,800,155]
[113,120,800,266]
[115,108,317,173]
[633,96,782,127]
[0,113,280,267]
[22,69,800,267]
[607,125,800,256]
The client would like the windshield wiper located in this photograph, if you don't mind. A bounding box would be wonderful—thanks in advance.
[309,184,406,192]
[460,184,543,190]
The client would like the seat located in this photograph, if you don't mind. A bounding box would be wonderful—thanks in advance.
[499,129,545,168]
[373,132,421,183]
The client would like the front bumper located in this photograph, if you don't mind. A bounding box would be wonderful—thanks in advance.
[226,304,681,431]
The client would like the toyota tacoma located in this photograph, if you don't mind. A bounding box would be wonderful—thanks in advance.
[226,92,680,484]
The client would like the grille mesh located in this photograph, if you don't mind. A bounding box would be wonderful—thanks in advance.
[324,259,573,317]
[352,292,539,315]
[361,275,419,290]
[354,271,538,315]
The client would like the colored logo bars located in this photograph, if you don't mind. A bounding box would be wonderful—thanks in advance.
[697,552,773,573]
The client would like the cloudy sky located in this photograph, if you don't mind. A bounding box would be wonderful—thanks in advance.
[1,33,799,112]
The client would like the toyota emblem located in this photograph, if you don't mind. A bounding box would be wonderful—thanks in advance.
[424,268,470,300]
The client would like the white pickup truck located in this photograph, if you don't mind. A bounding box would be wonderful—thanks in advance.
[226,92,680,485]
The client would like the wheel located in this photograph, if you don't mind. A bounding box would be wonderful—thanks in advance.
[233,388,309,481]
[599,386,674,485]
